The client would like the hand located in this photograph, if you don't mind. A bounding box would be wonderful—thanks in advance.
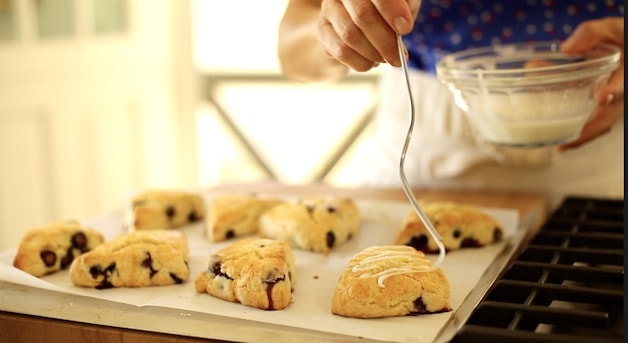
[316,0,421,72]
[558,17,624,151]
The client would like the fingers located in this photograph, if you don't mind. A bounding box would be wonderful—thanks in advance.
[561,17,624,53]
[370,0,417,34]
[599,63,624,106]
[318,0,384,71]
[561,17,624,107]
[318,0,417,70]
[343,0,400,66]
[557,95,624,151]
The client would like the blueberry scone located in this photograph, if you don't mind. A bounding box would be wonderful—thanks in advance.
[13,220,105,277]
[258,197,360,254]
[206,193,282,242]
[131,190,205,230]
[69,230,189,289]
[332,245,451,318]
[195,238,296,310]
[395,201,503,254]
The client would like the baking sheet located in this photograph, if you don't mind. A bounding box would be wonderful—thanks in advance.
[0,197,519,343]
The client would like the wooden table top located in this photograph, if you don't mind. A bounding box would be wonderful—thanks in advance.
[0,182,549,343]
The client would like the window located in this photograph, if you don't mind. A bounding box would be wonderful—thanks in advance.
[191,0,379,186]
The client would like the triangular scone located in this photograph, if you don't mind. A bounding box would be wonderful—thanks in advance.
[13,220,105,277]
[205,194,282,242]
[69,230,189,289]
[131,190,205,230]
[195,238,296,310]
[395,201,503,253]
[332,245,451,318]
[259,197,361,254]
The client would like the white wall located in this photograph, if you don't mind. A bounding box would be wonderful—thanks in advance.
[0,0,187,250]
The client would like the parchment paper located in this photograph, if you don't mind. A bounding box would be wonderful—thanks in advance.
[0,198,519,343]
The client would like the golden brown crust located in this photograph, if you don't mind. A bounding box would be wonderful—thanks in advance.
[205,194,283,242]
[195,238,296,310]
[258,197,361,253]
[13,220,105,277]
[395,201,503,253]
[69,230,189,288]
[331,245,451,318]
[131,190,205,230]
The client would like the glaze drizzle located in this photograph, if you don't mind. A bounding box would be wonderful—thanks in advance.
[351,246,435,288]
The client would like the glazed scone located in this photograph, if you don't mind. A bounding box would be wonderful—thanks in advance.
[13,220,105,277]
[395,201,503,253]
[206,193,282,242]
[258,197,360,254]
[332,245,451,318]
[195,238,296,310]
[69,230,189,289]
[131,190,205,230]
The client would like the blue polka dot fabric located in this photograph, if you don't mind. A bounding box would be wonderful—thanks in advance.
[405,0,625,74]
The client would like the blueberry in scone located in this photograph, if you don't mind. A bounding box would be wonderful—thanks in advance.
[205,193,282,242]
[13,220,105,277]
[69,230,189,288]
[131,190,205,230]
[258,197,360,254]
[395,201,503,253]
[332,245,451,318]
[195,238,296,310]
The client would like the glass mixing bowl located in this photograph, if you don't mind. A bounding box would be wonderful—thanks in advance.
[436,41,621,147]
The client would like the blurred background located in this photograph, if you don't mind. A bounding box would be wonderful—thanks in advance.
[0,0,380,249]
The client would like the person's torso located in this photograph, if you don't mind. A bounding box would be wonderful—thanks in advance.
[405,0,625,73]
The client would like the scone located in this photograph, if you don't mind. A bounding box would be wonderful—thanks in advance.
[258,197,360,254]
[195,238,296,310]
[206,193,282,242]
[13,220,105,277]
[395,201,503,253]
[131,190,205,230]
[69,230,189,289]
[331,245,451,318]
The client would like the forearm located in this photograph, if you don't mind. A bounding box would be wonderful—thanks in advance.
[277,0,349,82]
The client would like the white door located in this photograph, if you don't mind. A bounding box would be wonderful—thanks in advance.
[0,0,195,249]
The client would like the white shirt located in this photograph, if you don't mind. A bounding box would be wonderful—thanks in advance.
[356,67,624,209]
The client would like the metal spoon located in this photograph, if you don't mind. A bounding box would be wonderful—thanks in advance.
[396,34,446,269]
